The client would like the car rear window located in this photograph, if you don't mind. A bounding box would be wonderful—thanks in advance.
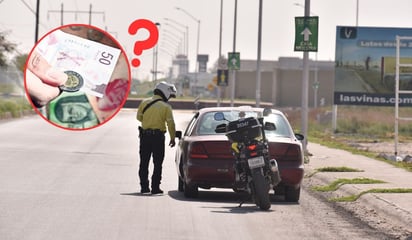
[197,112,222,135]
[263,114,293,137]
[197,111,259,135]
[196,111,293,138]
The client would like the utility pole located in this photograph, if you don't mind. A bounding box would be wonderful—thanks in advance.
[256,0,263,107]
[47,3,105,26]
[301,0,310,152]
[152,23,161,86]
[175,7,201,96]
[35,0,40,43]
[217,0,223,107]
[230,0,238,107]
[47,3,64,25]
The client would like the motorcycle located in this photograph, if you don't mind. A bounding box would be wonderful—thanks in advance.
[214,111,281,210]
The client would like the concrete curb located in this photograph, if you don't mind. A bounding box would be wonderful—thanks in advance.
[309,171,412,233]
[360,193,412,232]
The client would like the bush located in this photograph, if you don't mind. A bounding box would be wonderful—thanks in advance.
[0,98,32,118]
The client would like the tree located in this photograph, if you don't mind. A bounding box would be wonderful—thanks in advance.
[0,31,17,67]
[13,54,28,73]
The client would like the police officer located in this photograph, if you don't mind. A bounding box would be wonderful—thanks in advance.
[137,81,177,194]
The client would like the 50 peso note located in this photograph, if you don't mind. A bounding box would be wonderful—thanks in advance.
[36,29,121,98]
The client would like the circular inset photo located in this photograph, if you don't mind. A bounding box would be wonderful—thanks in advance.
[24,24,131,130]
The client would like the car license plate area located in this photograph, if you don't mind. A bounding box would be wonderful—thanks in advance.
[248,156,265,169]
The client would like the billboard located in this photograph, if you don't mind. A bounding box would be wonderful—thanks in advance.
[334,26,412,106]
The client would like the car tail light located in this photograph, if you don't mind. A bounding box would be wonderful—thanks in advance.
[285,145,301,159]
[189,142,208,159]
[189,141,233,159]
[269,143,302,161]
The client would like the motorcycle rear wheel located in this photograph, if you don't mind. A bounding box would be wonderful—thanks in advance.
[251,169,271,210]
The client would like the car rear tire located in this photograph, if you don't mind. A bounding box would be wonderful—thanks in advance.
[184,182,198,198]
[178,177,184,192]
[285,186,300,202]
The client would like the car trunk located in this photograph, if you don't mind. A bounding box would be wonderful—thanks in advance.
[187,138,235,185]
[267,140,304,185]
[267,141,303,163]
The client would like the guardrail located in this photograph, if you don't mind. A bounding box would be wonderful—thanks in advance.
[124,98,273,110]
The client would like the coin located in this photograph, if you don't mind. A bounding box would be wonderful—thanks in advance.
[59,70,84,92]
[87,29,104,42]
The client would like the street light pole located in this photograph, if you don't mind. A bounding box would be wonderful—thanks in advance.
[152,23,161,86]
[301,0,310,152]
[256,0,263,107]
[35,0,40,43]
[231,0,238,107]
[165,25,184,55]
[356,0,359,27]
[217,0,224,107]
[176,7,200,96]
[164,18,189,56]
[160,39,179,56]
[163,29,184,54]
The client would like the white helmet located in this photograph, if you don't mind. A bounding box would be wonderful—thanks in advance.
[154,81,177,100]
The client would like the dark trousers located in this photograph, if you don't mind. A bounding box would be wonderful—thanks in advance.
[139,133,165,190]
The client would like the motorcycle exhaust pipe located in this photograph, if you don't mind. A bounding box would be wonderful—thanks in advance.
[270,159,281,185]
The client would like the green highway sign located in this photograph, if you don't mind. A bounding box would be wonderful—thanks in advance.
[228,52,240,70]
[294,16,318,52]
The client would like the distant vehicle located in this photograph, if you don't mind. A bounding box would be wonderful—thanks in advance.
[175,106,305,202]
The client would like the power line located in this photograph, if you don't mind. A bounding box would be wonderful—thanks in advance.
[47,3,105,26]
[19,0,36,15]
[18,0,49,43]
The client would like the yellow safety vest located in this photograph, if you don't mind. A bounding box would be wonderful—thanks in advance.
[137,95,176,139]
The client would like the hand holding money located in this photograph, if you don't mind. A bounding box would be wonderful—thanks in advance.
[25,25,129,130]
[25,51,68,107]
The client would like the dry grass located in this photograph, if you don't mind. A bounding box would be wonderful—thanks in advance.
[283,106,412,141]
[283,106,412,171]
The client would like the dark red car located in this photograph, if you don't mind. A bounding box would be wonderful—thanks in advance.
[175,106,304,202]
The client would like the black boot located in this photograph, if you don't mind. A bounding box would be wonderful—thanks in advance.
[140,185,151,194]
[151,186,163,194]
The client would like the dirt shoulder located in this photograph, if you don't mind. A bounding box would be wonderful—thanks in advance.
[354,141,412,156]
[305,141,412,239]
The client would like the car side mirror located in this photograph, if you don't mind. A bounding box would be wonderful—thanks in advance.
[295,133,304,141]
[175,131,182,139]
[215,123,227,133]
[264,122,276,131]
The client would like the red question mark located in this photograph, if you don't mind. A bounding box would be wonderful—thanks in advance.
[128,19,159,68]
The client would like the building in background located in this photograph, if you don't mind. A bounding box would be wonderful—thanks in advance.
[170,56,335,108]
[221,57,335,108]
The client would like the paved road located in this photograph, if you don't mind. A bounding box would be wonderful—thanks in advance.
[0,110,392,240]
